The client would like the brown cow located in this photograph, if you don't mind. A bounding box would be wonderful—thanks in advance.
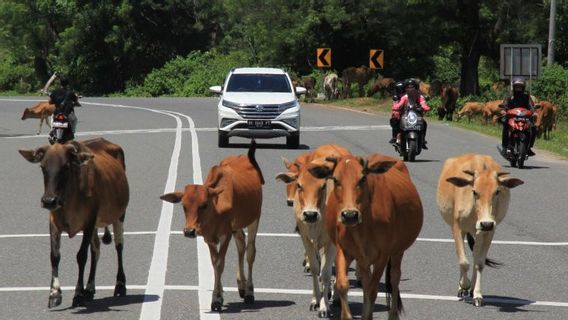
[21,101,56,134]
[456,102,485,123]
[300,76,317,102]
[342,65,374,98]
[440,84,459,121]
[19,138,129,308]
[437,154,523,307]
[276,144,350,317]
[160,140,264,311]
[308,153,423,320]
[419,82,431,100]
[535,100,557,140]
[367,77,394,97]
[482,100,503,124]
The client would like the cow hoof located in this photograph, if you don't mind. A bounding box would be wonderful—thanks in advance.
[318,309,329,318]
[114,283,127,297]
[211,301,223,312]
[72,295,86,308]
[238,288,245,298]
[48,294,62,309]
[244,295,255,304]
[473,298,484,307]
[83,289,95,301]
[304,266,311,273]
[309,301,319,311]
[457,287,471,298]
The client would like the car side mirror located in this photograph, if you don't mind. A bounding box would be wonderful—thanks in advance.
[209,85,222,95]
[295,86,307,96]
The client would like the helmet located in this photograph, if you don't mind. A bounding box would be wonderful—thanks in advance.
[404,78,419,89]
[512,78,525,91]
[394,81,405,94]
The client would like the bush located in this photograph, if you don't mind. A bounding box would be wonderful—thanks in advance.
[0,50,37,92]
[532,64,568,120]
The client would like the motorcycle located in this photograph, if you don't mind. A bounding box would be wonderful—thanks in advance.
[500,107,534,168]
[48,113,74,144]
[392,103,425,162]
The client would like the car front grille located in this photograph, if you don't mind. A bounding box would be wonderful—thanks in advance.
[233,104,283,119]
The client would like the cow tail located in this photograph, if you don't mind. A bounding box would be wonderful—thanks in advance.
[466,233,502,268]
[102,226,112,245]
[248,139,265,185]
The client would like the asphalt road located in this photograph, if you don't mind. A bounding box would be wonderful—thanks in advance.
[1,97,567,320]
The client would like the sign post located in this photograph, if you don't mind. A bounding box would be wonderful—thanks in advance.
[316,48,331,68]
[500,44,541,92]
[369,49,384,69]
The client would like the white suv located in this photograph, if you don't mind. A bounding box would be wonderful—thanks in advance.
[210,67,306,148]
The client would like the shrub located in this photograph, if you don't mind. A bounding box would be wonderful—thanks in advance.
[532,64,568,120]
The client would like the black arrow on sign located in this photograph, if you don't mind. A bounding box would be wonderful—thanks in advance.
[370,50,383,69]
[318,49,330,66]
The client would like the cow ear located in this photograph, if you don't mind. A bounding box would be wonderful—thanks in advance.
[275,172,298,184]
[365,155,397,174]
[19,146,48,163]
[77,152,94,165]
[499,177,524,189]
[446,177,473,187]
[307,158,335,179]
[160,192,184,203]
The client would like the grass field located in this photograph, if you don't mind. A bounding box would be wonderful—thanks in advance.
[323,96,568,159]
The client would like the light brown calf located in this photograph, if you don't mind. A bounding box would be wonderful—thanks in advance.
[309,153,422,320]
[482,100,503,124]
[21,101,56,134]
[160,141,264,312]
[456,102,485,123]
[276,144,350,317]
[535,100,558,140]
[437,153,523,307]
[19,138,129,308]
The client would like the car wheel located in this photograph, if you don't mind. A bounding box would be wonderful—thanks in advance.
[286,132,300,149]
[218,131,229,148]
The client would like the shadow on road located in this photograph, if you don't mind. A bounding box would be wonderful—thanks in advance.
[220,298,296,314]
[50,294,156,314]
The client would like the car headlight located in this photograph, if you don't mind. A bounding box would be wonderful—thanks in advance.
[222,100,240,109]
[279,101,299,112]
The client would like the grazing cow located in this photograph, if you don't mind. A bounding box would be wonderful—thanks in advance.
[301,76,317,102]
[342,65,374,98]
[482,100,503,124]
[308,153,423,320]
[323,73,340,100]
[160,140,264,311]
[19,138,129,308]
[419,82,431,100]
[276,144,350,317]
[456,102,485,123]
[439,84,459,121]
[429,79,443,97]
[21,101,56,134]
[367,77,394,98]
[437,154,523,307]
[535,100,557,140]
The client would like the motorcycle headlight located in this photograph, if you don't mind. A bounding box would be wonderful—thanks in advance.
[407,111,418,125]
[515,109,526,117]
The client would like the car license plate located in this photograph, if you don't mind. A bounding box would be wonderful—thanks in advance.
[52,122,68,128]
[247,120,271,128]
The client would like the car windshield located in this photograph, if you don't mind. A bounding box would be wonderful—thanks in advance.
[226,74,292,93]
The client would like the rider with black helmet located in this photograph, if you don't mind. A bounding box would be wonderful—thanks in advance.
[48,77,80,135]
[389,79,430,148]
[499,77,536,157]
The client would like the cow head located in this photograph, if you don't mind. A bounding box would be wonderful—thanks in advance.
[308,155,396,226]
[160,166,233,238]
[276,163,328,224]
[19,142,94,210]
[446,170,523,232]
[21,108,33,120]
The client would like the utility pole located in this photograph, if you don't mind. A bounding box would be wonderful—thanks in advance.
[547,0,557,66]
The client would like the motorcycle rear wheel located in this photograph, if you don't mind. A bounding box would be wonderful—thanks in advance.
[407,139,417,162]
[518,140,527,169]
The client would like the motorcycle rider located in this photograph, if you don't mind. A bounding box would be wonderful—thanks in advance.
[391,78,431,149]
[388,80,406,144]
[499,78,536,157]
[48,77,80,136]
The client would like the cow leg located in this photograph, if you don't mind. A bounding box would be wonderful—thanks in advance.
[471,231,495,307]
[72,224,96,307]
[386,254,404,320]
[37,117,43,135]
[233,229,247,298]
[244,219,260,304]
[84,229,101,301]
[48,224,62,308]
[452,223,470,298]
[318,243,336,318]
[113,219,127,297]
[335,246,353,320]
[300,232,320,311]
[208,234,231,312]
[360,257,386,320]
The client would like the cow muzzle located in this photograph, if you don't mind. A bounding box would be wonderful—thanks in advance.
[287,199,294,207]
[302,211,319,223]
[41,195,60,209]
[183,228,197,238]
[340,210,360,226]
[478,221,495,232]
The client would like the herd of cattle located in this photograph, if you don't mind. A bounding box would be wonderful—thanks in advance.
[19,125,525,319]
